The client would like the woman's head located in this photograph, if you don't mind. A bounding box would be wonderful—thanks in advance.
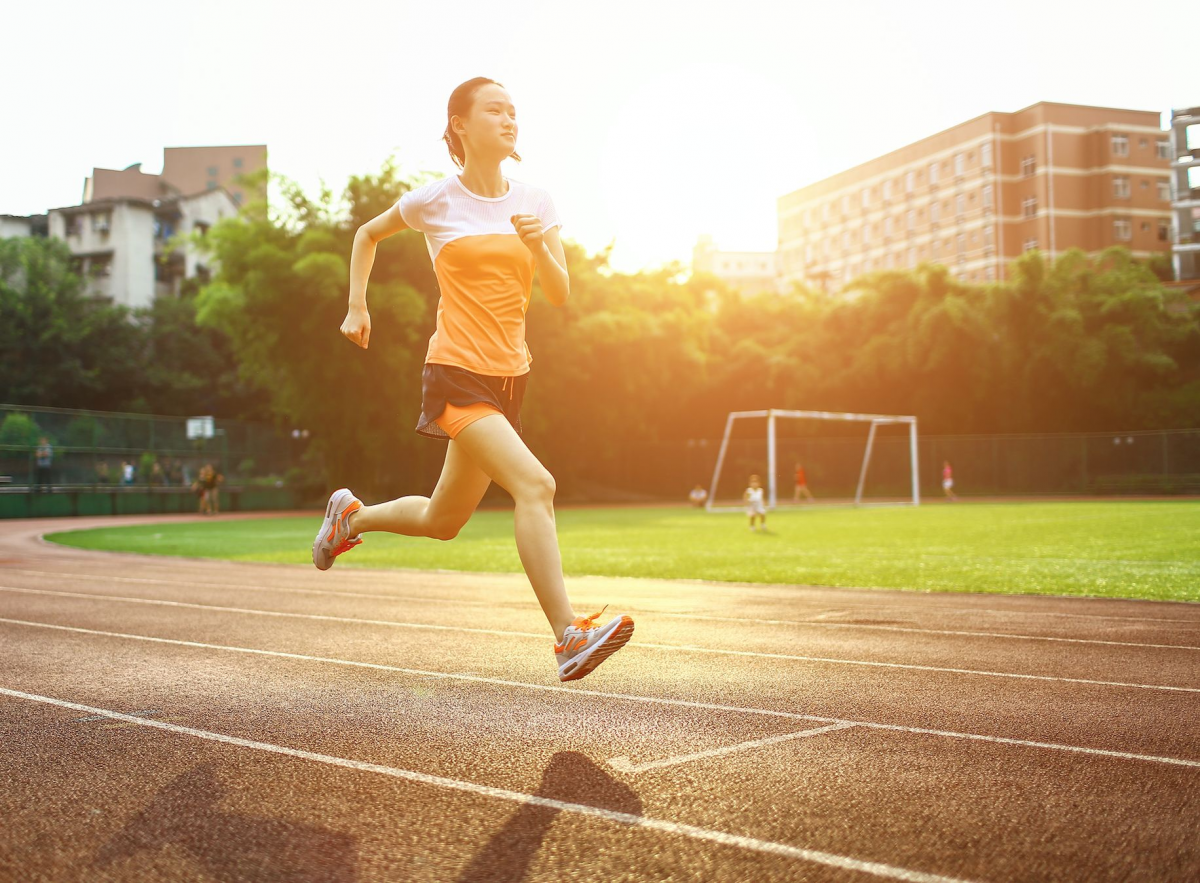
[443,77,522,170]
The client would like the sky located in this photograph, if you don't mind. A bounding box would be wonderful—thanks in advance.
[3,0,1196,273]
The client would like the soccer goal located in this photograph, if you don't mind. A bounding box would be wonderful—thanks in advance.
[705,409,920,511]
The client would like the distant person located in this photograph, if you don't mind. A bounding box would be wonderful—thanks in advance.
[792,462,814,503]
[34,437,53,492]
[121,460,135,486]
[192,464,210,514]
[744,474,767,532]
[688,484,708,507]
[95,461,111,485]
[942,460,958,501]
[149,460,165,487]
[205,463,224,514]
[168,459,184,487]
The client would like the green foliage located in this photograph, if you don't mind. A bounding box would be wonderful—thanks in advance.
[0,412,43,448]
[65,415,106,448]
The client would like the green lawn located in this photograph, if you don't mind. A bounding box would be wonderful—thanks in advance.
[46,501,1200,602]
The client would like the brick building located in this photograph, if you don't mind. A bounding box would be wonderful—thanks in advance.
[778,102,1172,289]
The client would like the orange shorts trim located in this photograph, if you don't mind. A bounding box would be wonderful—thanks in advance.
[434,401,503,439]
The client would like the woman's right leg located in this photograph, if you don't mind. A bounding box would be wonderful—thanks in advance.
[348,440,491,541]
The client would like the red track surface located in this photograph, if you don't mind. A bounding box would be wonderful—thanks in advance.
[1,514,1197,882]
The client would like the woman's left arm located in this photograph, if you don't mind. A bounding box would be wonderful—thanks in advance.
[513,215,569,306]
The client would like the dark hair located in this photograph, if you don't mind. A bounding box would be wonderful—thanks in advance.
[443,77,522,170]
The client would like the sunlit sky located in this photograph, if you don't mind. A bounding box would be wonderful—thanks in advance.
[4,0,1195,272]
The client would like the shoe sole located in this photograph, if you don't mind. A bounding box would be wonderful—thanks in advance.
[312,488,358,571]
[559,615,635,682]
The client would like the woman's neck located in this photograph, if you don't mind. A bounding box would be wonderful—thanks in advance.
[457,162,508,198]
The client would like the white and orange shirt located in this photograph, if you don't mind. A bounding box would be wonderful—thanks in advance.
[396,175,562,376]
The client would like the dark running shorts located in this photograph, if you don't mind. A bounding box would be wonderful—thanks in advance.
[416,363,529,440]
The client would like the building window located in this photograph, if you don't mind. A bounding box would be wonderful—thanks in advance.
[928,162,939,185]
[207,165,219,177]
[861,187,870,209]
[882,180,892,201]
[884,216,893,236]
[955,194,966,217]
[1021,155,1036,177]
[1158,181,1171,201]
[233,157,244,168]
[907,247,916,266]
[1023,238,1038,252]
[931,239,940,257]
[233,191,243,205]
[906,209,915,230]
[1111,133,1129,157]
[1141,221,1151,232]
[1159,221,1171,241]
[930,201,940,223]
[984,225,994,242]
[954,152,964,176]
[905,170,915,193]
[1140,179,1149,190]
[841,194,850,215]
[1022,197,1037,218]
[207,180,218,190]
[821,203,830,222]
[1113,219,1132,241]
[862,223,871,245]
[91,212,111,232]
[982,184,993,208]
[985,265,996,281]
[956,233,966,254]
[1113,176,1130,199]
[843,231,851,249]
[981,142,992,168]
[1157,140,1171,160]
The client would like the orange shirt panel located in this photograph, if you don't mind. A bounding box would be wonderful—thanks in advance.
[425,234,536,376]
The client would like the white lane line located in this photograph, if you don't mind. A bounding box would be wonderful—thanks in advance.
[0,687,976,883]
[3,617,1198,769]
[13,565,1200,627]
[608,723,857,774]
[6,569,1195,651]
[4,586,1197,694]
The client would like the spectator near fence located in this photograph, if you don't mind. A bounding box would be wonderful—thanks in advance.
[95,461,111,485]
[34,437,53,492]
[121,460,135,486]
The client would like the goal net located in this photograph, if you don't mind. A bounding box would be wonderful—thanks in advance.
[705,409,920,511]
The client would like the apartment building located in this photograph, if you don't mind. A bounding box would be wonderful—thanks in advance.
[778,102,1173,289]
[1167,105,1200,281]
[693,234,781,295]
[44,187,238,309]
[83,145,267,207]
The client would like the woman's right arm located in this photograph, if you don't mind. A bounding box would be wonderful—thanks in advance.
[340,202,410,349]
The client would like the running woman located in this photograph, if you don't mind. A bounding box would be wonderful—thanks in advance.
[942,460,957,502]
[792,461,814,503]
[312,77,634,682]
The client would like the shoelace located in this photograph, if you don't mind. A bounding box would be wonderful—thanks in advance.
[330,535,363,559]
[573,604,608,631]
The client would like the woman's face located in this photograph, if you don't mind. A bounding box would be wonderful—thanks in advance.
[456,83,517,162]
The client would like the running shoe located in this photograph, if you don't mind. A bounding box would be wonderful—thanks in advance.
[554,606,635,682]
[312,488,364,571]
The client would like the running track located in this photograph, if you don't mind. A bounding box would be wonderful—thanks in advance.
[1,514,1197,882]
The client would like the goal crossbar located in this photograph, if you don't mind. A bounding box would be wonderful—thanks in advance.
[705,408,920,511]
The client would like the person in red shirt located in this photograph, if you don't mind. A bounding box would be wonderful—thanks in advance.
[942,460,958,501]
[792,462,814,503]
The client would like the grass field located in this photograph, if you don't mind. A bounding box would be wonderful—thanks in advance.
[45,500,1200,602]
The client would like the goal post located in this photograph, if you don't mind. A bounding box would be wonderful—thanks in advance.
[705,409,920,511]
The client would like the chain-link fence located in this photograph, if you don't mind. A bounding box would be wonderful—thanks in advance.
[0,403,299,501]
[551,427,1200,504]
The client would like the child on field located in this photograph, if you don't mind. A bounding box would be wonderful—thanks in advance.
[744,474,767,532]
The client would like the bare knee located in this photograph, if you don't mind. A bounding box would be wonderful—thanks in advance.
[426,516,465,542]
[514,469,556,506]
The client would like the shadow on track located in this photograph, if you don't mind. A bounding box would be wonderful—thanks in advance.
[455,751,642,882]
[91,761,358,882]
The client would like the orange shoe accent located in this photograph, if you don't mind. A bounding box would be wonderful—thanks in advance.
[330,535,362,560]
[326,499,363,543]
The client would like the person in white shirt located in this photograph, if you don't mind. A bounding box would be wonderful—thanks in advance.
[744,474,767,532]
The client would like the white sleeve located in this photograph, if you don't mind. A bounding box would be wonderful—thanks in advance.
[397,186,427,232]
[539,190,562,233]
